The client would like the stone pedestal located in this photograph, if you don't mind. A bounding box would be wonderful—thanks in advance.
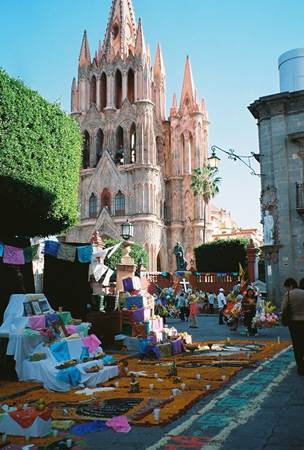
[247,239,258,283]
[116,241,136,292]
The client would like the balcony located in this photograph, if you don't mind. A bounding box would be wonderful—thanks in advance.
[296,182,304,213]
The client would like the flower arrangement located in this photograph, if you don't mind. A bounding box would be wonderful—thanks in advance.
[253,312,279,328]
[224,301,242,319]
[265,301,276,314]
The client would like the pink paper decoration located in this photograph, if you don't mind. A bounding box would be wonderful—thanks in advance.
[28,315,46,330]
[3,245,25,265]
[106,416,131,433]
[81,334,101,353]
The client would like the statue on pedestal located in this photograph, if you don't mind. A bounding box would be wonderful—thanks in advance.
[263,210,274,245]
[173,242,187,271]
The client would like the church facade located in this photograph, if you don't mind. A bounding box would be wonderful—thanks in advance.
[66,0,209,272]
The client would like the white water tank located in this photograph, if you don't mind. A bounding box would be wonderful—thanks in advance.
[278,48,304,92]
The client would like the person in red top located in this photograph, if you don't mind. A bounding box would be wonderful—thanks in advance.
[242,287,258,336]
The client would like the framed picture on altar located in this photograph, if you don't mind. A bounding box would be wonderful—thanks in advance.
[31,301,42,315]
[39,299,50,313]
[23,302,33,316]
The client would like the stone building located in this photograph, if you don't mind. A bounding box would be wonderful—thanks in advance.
[249,48,304,303]
[66,0,209,271]
[209,204,263,247]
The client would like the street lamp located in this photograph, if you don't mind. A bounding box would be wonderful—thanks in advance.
[209,145,261,177]
[208,150,221,169]
[120,220,134,241]
[120,220,135,266]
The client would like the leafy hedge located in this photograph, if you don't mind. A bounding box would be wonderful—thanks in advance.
[103,238,149,271]
[0,69,82,238]
[194,238,249,273]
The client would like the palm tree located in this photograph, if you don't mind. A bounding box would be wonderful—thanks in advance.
[191,166,221,244]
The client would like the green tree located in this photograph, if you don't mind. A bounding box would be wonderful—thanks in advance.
[195,238,249,272]
[191,166,221,244]
[0,69,82,238]
[103,238,149,271]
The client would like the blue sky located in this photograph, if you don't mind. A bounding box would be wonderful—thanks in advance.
[0,0,303,228]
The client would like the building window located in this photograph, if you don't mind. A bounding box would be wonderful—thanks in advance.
[115,126,124,164]
[115,191,125,215]
[90,75,97,105]
[101,188,111,213]
[96,129,104,166]
[115,69,122,109]
[100,72,107,111]
[130,122,136,163]
[89,194,97,218]
[127,68,135,104]
[82,130,90,169]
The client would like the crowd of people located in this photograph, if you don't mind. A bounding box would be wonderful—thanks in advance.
[153,283,267,336]
[153,278,304,378]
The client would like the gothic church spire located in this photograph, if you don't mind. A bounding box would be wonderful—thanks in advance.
[154,43,165,78]
[103,0,137,59]
[135,18,146,55]
[79,30,91,67]
[180,55,195,109]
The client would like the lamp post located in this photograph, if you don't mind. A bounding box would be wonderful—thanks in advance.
[120,220,135,265]
[116,220,137,292]
[121,220,134,241]
[208,145,261,177]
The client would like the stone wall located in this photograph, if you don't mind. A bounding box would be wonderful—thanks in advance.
[249,90,304,304]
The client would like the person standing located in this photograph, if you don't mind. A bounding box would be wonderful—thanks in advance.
[242,287,258,336]
[177,292,186,322]
[208,291,215,314]
[217,288,227,325]
[189,292,199,328]
[281,278,304,376]
[185,292,190,322]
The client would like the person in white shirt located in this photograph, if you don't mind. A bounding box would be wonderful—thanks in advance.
[217,288,227,325]
[208,291,215,314]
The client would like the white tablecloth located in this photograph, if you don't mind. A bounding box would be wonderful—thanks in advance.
[6,335,97,379]
[21,359,119,391]
[6,333,43,377]
[0,413,51,437]
[11,336,118,391]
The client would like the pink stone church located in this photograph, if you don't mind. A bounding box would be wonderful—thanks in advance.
[66,0,210,272]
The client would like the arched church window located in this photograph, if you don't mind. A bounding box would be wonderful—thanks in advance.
[90,75,97,105]
[190,133,194,174]
[100,188,111,213]
[95,129,104,166]
[115,70,122,109]
[115,191,125,215]
[100,72,107,111]
[127,68,135,104]
[115,126,124,164]
[130,122,136,163]
[82,130,90,169]
[89,194,97,218]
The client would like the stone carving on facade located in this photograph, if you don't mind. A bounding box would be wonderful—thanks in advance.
[263,210,274,245]
[261,185,279,244]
